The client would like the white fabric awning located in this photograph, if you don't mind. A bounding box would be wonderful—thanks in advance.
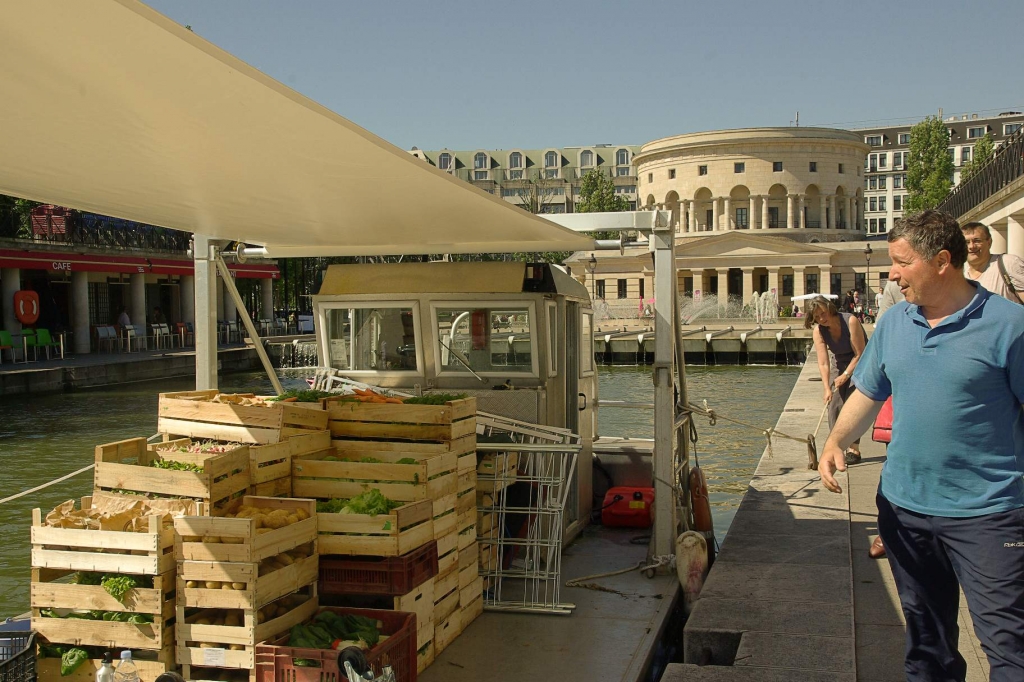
[0,1,593,257]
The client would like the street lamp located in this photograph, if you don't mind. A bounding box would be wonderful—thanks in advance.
[587,254,597,302]
[864,244,873,312]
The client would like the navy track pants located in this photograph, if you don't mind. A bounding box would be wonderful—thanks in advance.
[877,494,1024,681]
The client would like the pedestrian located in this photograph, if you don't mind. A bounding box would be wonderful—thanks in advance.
[152,306,166,325]
[116,306,130,329]
[804,295,867,464]
[874,284,884,315]
[961,221,1024,304]
[818,210,1024,680]
[876,279,905,319]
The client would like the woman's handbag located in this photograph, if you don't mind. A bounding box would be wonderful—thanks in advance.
[872,396,893,444]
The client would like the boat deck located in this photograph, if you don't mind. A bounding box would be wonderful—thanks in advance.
[421,524,680,682]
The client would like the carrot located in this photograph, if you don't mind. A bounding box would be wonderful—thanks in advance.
[280,397,299,403]
[384,397,404,404]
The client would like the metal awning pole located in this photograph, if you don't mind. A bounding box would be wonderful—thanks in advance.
[193,234,219,390]
[214,253,284,395]
[651,212,678,561]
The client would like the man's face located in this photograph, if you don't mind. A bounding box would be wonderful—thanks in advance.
[887,238,945,307]
[963,228,992,268]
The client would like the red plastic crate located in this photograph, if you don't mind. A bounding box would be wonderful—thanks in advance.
[254,607,417,682]
[320,541,438,597]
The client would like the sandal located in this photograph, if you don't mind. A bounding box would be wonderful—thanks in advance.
[869,536,886,558]
[844,449,862,465]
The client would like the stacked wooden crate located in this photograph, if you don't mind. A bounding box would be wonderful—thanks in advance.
[246,431,331,498]
[30,495,197,682]
[157,390,329,445]
[174,496,319,682]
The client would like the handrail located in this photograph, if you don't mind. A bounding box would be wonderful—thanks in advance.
[936,124,1024,219]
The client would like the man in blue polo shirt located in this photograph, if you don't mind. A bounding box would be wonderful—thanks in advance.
[818,210,1024,681]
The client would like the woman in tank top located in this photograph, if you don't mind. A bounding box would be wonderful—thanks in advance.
[805,295,868,464]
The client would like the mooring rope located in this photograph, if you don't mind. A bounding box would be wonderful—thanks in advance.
[0,464,95,505]
[565,554,675,593]
[683,399,812,459]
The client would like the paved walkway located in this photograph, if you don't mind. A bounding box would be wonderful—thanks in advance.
[665,352,987,681]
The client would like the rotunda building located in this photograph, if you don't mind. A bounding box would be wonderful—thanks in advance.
[634,128,869,240]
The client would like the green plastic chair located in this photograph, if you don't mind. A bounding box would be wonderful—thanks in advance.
[35,329,63,359]
[0,330,15,364]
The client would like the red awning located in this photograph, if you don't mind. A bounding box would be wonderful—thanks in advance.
[0,249,279,279]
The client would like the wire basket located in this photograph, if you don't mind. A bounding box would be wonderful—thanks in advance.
[0,632,35,682]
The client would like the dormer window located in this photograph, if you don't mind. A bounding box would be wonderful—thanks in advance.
[508,151,524,180]
[580,149,594,167]
[616,148,630,165]
[438,152,453,171]
[473,152,489,180]
[544,151,560,179]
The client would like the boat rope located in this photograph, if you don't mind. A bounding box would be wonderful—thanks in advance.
[683,399,812,459]
[0,464,95,505]
[565,554,675,593]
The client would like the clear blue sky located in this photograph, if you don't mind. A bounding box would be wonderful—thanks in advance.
[144,0,1024,151]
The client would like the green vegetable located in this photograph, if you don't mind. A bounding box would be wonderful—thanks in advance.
[73,572,102,586]
[316,489,401,516]
[403,393,468,405]
[101,575,140,602]
[61,647,89,676]
[396,458,416,465]
[151,459,204,473]
[359,456,383,463]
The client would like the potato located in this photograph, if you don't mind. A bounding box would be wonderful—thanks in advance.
[285,514,299,525]
[221,583,234,590]
[185,580,198,589]
[195,617,212,625]
[229,644,245,651]
[231,582,246,590]
[256,527,273,535]
[204,536,222,544]
[204,581,222,589]
[221,537,244,544]
[293,508,309,521]
[274,552,294,566]
[224,613,241,627]
[182,535,201,543]
[198,642,215,648]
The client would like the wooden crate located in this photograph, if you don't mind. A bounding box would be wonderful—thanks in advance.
[330,433,476,459]
[431,492,458,541]
[479,544,499,573]
[436,532,458,577]
[460,576,483,608]
[158,390,328,445]
[457,521,477,552]
[175,496,317,563]
[30,499,185,576]
[94,437,250,506]
[37,651,174,682]
[249,431,331,495]
[396,578,434,650]
[292,449,456,503]
[433,609,463,654]
[326,398,476,442]
[416,641,435,675]
[317,499,432,557]
[477,511,497,538]
[176,592,318,671]
[460,593,483,628]
[178,550,318,611]
[477,451,519,494]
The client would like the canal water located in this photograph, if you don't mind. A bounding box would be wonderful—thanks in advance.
[0,364,798,618]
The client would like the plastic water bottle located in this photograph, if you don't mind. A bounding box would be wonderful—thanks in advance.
[112,651,140,682]
[96,652,114,682]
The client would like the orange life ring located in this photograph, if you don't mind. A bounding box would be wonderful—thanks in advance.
[13,290,39,325]
[690,466,714,533]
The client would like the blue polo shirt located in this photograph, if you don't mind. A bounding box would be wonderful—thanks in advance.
[853,283,1024,517]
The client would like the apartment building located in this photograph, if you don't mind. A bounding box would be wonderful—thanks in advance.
[409,145,641,213]
[855,111,1024,235]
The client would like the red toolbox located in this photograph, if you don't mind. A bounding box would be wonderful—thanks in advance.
[601,486,654,528]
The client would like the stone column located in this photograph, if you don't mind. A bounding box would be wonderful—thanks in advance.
[1,268,21,335]
[748,196,756,230]
[1007,214,1024,260]
[180,275,195,325]
[767,267,781,299]
[828,196,836,230]
[845,197,853,230]
[71,271,90,354]
[794,267,806,300]
[130,273,146,333]
[786,195,795,229]
[761,196,769,229]
[991,223,1008,254]
[741,267,754,304]
[712,198,721,232]
[819,196,827,229]
[819,264,832,296]
[716,268,730,298]
[798,194,806,230]
[689,200,697,233]
[261,278,275,320]
[722,198,731,230]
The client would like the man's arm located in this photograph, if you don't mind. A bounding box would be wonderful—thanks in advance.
[818,389,885,493]
[1003,255,1024,304]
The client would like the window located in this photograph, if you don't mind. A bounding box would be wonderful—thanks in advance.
[855,273,866,293]
[898,133,910,145]
[961,146,971,164]
[508,170,523,180]
[474,171,488,180]
[809,161,817,172]
[616,149,630,166]
[967,126,986,139]
[580,150,594,167]
[698,165,708,176]
[501,188,518,197]
[509,151,523,169]
[878,175,887,189]
[648,173,653,183]
[434,305,535,376]
[325,305,419,372]
[474,152,488,170]
[617,279,628,299]
[869,154,877,172]
[581,312,594,376]
[869,218,877,233]
[830,273,843,297]
[438,153,452,171]
[782,274,794,297]
[878,153,887,168]
[736,207,748,229]
[614,185,636,194]
[734,162,745,173]
[866,135,882,146]
[596,280,605,299]
[544,169,558,179]
[879,218,887,232]
[893,152,902,168]
[870,197,877,211]
[894,195,902,211]
[639,279,644,301]
[948,148,955,161]
[617,167,631,176]
[806,273,818,294]
[773,161,783,172]
[838,163,844,174]
[869,176,877,190]
[1005,123,1022,136]
[668,169,676,179]
[894,174,902,189]
[768,206,780,228]
[879,196,886,211]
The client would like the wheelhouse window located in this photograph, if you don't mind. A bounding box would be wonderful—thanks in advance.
[433,305,536,376]
[324,305,419,372]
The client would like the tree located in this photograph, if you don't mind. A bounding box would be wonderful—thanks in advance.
[905,116,955,214]
[0,194,39,238]
[961,133,995,181]
[576,169,629,240]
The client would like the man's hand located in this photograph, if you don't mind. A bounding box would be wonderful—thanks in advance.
[818,441,847,494]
